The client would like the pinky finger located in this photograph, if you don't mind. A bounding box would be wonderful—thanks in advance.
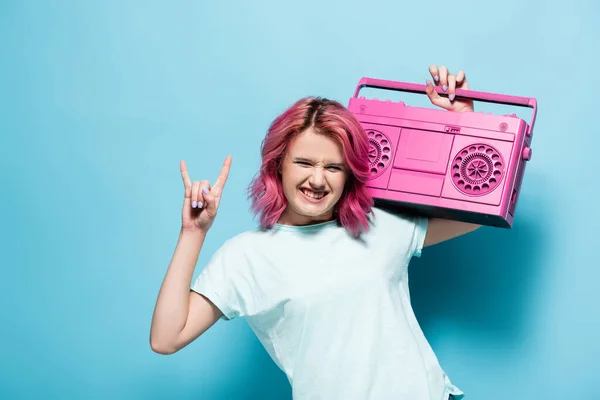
[456,70,470,89]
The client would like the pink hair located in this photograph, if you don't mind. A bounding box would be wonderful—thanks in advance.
[246,96,374,237]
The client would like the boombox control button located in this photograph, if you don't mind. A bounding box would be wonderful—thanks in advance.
[522,147,532,161]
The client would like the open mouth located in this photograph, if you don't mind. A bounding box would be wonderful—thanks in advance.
[299,188,328,201]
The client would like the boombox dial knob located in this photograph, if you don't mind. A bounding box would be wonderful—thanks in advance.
[522,146,532,161]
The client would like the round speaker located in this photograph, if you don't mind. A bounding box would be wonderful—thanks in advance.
[366,130,392,178]
[451,144,505,196]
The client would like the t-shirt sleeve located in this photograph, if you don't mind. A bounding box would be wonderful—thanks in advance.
[409,215,429,258]
[190,239,247,321]
[372,207,429,260]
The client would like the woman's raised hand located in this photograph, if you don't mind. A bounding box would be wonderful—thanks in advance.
[425,64,474,113]
[179,156,232,233]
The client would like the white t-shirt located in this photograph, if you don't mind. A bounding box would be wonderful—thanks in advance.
[192,206,464,400]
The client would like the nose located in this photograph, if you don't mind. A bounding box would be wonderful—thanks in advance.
[308,167,326,189]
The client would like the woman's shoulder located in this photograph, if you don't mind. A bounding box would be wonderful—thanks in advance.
[369,205,428,232]
[370,204,415,222]
[214,225,279,253]
[366,205,429,258]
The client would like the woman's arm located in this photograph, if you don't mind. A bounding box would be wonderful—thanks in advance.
[424,218,481,248]
[421,65,482,247]
[150,157,232,355]
[150,229,222,355]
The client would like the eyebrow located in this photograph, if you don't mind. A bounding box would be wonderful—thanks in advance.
[292,157,345,167]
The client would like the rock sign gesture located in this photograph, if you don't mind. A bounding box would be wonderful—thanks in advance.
[180,156,232,233]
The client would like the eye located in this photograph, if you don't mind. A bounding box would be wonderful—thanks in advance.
[326,165,343,172]
[295,161,311,167]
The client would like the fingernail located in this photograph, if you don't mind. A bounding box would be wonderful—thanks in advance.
[202,187,209,194]
[442,85,447,92]
[449,94,455,101]
[198,201,203,208]
[192,201,197,208]
[434,75,439,82]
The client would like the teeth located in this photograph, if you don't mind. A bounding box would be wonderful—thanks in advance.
[301,189,325,199]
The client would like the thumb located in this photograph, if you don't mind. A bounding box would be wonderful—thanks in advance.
[202,188,219,217]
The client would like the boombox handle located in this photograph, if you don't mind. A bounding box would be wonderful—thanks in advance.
[353,77,538,134]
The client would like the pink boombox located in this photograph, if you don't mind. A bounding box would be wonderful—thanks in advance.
[348,78,538,228]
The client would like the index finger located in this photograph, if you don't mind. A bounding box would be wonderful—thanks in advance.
[429,64,440,83]
[213,155,232,191]
[180,160,192,188]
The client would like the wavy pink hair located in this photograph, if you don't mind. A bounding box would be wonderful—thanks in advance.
[246,96,374,237]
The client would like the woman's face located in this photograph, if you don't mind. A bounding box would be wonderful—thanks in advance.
[278,128,349,226]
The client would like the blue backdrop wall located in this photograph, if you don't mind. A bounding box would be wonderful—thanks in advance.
[1,1,598,399]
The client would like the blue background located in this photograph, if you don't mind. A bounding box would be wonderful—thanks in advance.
[1,1,598,399]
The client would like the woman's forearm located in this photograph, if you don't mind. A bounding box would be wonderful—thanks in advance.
[150,228,207,350]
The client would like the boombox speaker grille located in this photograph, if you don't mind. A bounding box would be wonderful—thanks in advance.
[451,144,505,196]
[367,130,392,178]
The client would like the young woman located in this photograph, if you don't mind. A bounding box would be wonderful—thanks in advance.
[150,65,481,400]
